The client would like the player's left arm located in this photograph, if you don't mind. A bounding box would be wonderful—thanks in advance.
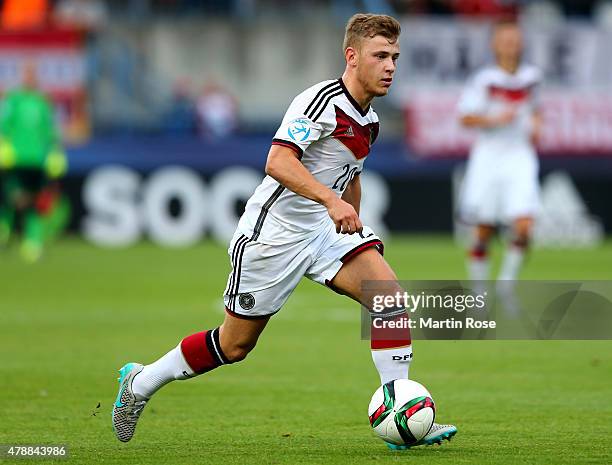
[530,71,544,147]
[42,95,67,179]
[341,172,361,216]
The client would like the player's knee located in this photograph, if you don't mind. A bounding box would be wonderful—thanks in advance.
[475,225,495,243]
[513,234,530,249]
[513,218,533,240]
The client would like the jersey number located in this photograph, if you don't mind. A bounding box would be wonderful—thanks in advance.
[332,164,358,191]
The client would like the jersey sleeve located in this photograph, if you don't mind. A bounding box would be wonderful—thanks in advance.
[271,94,327,156]
[457,72,488,116]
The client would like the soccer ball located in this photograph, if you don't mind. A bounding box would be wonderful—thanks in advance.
[368,379,435,446]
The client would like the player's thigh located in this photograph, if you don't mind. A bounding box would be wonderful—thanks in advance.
[476,224,496,242]
[459,163,500,224]
[2,170,26,203]
[224,231,311,318]
[512,216,534,238]
[503,171,540,225]
[10,169,46,208]
[330,248,402,307]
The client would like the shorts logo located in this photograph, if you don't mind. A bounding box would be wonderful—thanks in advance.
[238,293,256,310]
[287,118,311,142]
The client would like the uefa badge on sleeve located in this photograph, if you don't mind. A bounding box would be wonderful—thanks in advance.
[287,118,311,142]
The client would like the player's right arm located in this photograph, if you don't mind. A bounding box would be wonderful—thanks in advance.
[265,145,362,234]
[460,110,516,129]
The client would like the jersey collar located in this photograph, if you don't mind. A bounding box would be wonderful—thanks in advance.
[338,78,371,117]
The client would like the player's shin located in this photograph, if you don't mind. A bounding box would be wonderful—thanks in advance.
[498,237,528,281]
[467,240,489,281]
[132,327,230,399]
[370,309,412,385]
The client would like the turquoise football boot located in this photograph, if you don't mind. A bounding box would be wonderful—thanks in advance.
[386,423,457,450]
[112,363,147,442]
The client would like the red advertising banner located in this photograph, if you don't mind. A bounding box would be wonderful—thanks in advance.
[405,90,612,158]
[0,29,89,144]
[396,19,612,158]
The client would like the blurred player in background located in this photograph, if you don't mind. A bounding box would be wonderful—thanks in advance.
[0,61,67,262]
[113,13,456,449]
[457,19,542,296]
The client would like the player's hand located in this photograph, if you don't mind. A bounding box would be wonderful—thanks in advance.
[45,148,68,179]
[326,196,362,234]
[492,108,517,127]
[0,140,16,169]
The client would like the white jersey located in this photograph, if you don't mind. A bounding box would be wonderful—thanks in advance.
[238,78,380,245]
[458,64,543,223]
[457,63,542,155]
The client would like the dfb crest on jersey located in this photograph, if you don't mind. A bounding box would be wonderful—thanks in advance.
[287,118,311,142]
[238,293,256,310]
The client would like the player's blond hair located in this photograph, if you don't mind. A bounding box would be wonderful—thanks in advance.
[343,14,401,52]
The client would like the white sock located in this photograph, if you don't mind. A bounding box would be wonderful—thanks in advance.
[468,257,489,281]
[132,344,195,399]
[371,345,413,385]
[498,245,525,281]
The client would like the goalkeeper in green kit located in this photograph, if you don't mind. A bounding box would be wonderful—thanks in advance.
[0,62,67,262]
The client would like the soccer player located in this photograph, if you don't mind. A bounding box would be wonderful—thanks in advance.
[113,14,457,448]
[457,19,542,291]
[0,61,67,262]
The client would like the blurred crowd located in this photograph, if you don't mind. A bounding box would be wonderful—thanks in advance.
[0,1,606,29]
[1,0,108,31]
[0,0,609,139]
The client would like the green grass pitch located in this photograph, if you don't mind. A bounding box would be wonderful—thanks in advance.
[1,236,611,464]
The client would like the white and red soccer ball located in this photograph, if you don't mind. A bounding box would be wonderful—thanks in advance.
[368,379,435,446]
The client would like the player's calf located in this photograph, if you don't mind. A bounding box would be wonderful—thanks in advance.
[112,311,268,441]
[467,224,495,282]
[112,328,234,442]
[498,227,531,282]
[219,339,255,363]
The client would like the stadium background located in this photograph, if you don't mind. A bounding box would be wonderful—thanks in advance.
[1,1,611,464]
[1,0,610,246]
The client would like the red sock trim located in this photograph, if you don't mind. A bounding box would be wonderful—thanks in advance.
[180,330,222,374]
[469,242,488,259]
[370,313,412,350]
[35,189,58,215]
[470,249,487,259]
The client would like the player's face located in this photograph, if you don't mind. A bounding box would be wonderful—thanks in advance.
[356,35,400,97]
[492,25,523,64]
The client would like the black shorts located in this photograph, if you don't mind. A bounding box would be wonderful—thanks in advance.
[1,168,49,195]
